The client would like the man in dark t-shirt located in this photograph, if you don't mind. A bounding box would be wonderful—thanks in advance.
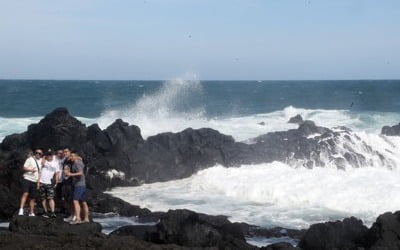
[65,152,89,223]
[60,148,75,221]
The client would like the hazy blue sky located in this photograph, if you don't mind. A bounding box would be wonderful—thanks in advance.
[0,0,399,80]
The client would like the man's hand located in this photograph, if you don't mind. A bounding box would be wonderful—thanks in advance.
[36,183,40,190]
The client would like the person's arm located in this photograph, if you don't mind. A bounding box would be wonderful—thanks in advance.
[37,165,41,190]
[53,171,59,187]
[23,158,36,173]
[65,162,84,177]
[66,170,83,177]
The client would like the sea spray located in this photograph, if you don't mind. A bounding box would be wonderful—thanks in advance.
[96,77,207,138]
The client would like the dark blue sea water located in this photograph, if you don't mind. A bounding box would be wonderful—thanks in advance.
[1,79,399,118]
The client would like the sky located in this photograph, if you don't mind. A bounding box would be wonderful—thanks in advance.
[0,0,399,80]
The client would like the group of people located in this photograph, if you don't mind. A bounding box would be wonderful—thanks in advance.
[17,148,89,224]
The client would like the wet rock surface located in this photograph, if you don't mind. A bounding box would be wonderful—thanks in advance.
[365,211,400,250]
[0,232,189,250]
[9,215,102,236]
[261,242,302,250]
[381,122,400,136]
[110,209,254,249]
[288,114,304,124]
[298,217,367,250]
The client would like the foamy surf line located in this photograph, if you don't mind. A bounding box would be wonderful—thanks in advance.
[2,106,400,142]
[97,107,400,142]
[108,163,400,229]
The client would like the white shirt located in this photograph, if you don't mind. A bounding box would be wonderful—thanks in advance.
[54,157,63,181]
[23,157,41,182]
[40,159,59,185]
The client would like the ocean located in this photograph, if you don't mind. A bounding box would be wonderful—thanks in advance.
[1,79,400,238]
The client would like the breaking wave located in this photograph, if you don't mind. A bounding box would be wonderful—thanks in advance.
[109,161,400,229]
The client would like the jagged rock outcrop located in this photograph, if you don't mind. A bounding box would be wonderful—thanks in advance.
[110,209,254,249]
[381,123,400,136]
[288,114,304,124]
[6,210,254,249]
[365,211,400,249]
[298,217,368,250]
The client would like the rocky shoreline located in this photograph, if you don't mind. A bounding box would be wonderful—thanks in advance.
[0,107,400,249]
[2,210,400,250]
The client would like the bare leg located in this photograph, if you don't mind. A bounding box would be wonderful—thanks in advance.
[73,200,81,221]
[70,202,75,218]
[82,202,89,222]
[49,199,55,212]
[42,200,48,213]
[29,199,35,215]
[19,192,29,209]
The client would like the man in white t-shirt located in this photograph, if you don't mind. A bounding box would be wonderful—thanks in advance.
[18,149,43,216]
[40,151,60,218]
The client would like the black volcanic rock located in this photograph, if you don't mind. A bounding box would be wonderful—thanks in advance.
[110,209,254,249]
[381,123,400,136]
[9,215,102,235]
[0,232,187,250]
[109,225,161,243]
[88,192,152,217]
[298,217,367,250]
[288,114,304,124]
[26,107,88,150]
[261,243,301,250]
[155,209,253,249]
[365,211,400,249]
[130,128,239,182]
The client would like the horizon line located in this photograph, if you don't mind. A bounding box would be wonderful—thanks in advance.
[1,78,400,82]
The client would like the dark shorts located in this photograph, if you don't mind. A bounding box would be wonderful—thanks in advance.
[21,179,37,199]
[73,186,87,202]
[40,184,55,200]
[61,181,73,202]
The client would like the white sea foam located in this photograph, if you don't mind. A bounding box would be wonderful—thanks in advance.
[93,215,157,235]
[106,169,126,180]
[108,160,400,230]
[0,116,41,142]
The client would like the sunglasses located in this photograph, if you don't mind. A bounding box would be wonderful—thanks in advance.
[35,152,43,155]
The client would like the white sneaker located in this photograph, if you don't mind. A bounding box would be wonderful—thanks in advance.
[28,213,35,217]
[64,215,75,222]
[18,208,24,216]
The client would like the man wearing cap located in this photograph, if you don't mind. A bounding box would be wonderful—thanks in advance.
[18,149,43,216]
